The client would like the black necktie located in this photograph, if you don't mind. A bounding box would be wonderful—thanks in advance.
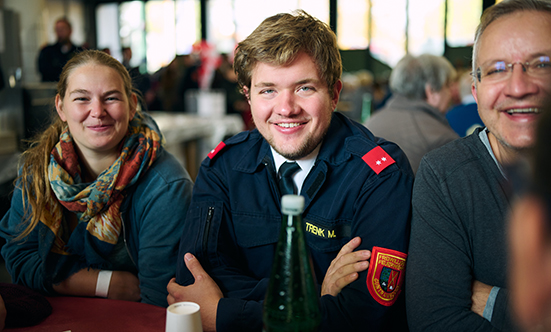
[279,161,301,195]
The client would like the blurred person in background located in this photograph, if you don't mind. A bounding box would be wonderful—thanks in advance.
[121,46,151,110]
[38,17,84,82]
[211,53,253,129]
[364,53,459,174]
[121,46,133,71]
[509,105,551,331]
[338,70,374,123]
[446,70,484,136]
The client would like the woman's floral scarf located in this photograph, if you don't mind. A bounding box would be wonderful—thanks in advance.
[44,115,162,261]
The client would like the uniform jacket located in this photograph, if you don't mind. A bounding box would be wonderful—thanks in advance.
[176,112,414,332]
[0,148,193,307]
[365,94,459,174]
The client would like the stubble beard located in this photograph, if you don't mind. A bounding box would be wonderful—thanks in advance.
[267,124,330,160]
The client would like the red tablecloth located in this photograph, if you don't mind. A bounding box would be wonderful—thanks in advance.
[6,296,166,331]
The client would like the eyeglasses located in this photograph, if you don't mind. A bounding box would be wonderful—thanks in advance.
[474,56,551,83]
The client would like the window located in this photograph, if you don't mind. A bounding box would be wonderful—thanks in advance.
[96,3,121,59]
[208,0,329,54]
[97,0,482,73]
[145,1,176,73]
[370,0,407,67]
[338,0,481,67]
[97,0,201,74]
[337,0,370,50]
[408,0,445,56]
[176,0,201,55]
[447,0,481,47]
[120,1,146,70]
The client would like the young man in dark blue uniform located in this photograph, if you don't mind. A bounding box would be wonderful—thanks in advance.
[168,10,414,332]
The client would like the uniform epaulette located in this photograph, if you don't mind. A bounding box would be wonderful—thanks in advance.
[206,131,249,162]
[362,146,395,175]
[208,141,226,159]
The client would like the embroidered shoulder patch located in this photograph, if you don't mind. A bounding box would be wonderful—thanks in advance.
[208,141,226,159]
[366,246,407,306]
[362,146,395,175]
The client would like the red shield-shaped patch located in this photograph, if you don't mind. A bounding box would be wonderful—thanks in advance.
[366,246,407,306]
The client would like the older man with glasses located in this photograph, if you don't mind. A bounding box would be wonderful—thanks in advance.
[406,0,551,331]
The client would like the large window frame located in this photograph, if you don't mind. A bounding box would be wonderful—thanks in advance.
[95,0,486,73]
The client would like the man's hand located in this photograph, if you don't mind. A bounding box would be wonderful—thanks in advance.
[471,280,493,317]
[321,237,371,297]
[167,253,223,332]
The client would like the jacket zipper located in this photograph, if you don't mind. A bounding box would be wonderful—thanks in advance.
[121,215,138,269]
[202,207,214,248]
[201,207,214,267]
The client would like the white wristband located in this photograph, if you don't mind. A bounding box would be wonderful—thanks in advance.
[95,270,113,298]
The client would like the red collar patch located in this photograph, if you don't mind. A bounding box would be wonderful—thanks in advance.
[208,141,226,159]
[362,146,395,175]
[366,246,407,307]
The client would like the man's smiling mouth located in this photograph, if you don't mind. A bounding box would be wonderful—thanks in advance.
[506,108,541,115]
[276,123,302,128]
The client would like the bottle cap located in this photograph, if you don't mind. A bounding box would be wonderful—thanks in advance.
[281,195,304,215]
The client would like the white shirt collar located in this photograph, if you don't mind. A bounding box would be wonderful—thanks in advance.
[271,144,321,195]
[479,128,506,179]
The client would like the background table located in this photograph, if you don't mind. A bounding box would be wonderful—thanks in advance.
[6,297,166,331]
[150,112,244,180]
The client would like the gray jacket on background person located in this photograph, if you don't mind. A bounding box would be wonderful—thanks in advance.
[365,94,458,173]
[364,53,458,174]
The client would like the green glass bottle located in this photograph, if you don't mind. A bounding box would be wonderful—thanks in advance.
[263,195,321,332]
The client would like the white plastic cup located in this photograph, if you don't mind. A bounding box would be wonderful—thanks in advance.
[165,302,203,332]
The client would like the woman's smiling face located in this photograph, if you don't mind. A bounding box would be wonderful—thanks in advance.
[56,63,137,160]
